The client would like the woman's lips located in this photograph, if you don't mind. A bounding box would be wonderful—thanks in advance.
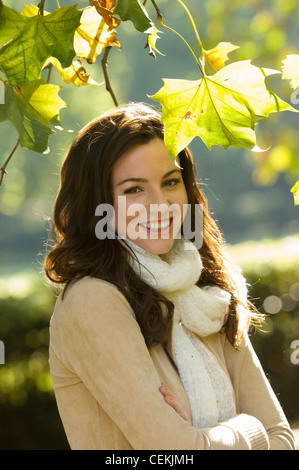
[138,218,174,236]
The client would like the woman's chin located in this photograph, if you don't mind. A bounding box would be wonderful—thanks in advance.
[128,237,175,255]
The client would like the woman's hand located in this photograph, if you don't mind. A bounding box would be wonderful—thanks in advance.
[159,383,191,423]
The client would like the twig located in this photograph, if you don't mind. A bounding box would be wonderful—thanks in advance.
[101,46,119,107]
[0,140,20,187]
[150,0,164,21]
[38,0,46,15]
[44,62,53,83]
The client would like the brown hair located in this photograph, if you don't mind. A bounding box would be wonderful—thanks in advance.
[44,102,261,348]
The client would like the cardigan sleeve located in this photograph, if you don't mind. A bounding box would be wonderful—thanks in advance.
[225,332,295,450]
[51,277,273,450]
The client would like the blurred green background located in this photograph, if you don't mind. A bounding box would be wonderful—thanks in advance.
[0,0,298,449]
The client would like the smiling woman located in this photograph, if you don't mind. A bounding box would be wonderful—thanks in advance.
[44,102,295,451]
[112,138,188,254]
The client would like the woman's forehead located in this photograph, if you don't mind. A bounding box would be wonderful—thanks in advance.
[112,139,181,182]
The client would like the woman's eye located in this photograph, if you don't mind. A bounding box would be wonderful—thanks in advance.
[124,186,142,194]
[123,178,181,194]
[163,178,181,187]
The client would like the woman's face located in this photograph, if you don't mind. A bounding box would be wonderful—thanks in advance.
[112,138,189,254]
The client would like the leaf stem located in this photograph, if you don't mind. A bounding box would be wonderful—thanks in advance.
[56,0,60,8]
[46,63,53,83]
[0,139,20,188]
[176,0,203,51]
[101,46,119,107]
[38,0,46,15]
[152,0,204,76]
[150,0,164,21]
[161,22,204,75]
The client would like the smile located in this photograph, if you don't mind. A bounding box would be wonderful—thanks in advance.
[139,218,173,232]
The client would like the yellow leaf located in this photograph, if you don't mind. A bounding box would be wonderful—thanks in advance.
[202,42,239,72]
[21,5,49,16]
[145,25,164,58]
[74,6,121,65]
[48,57,102,87]
[291,180,299,205]
[282,55,299,90]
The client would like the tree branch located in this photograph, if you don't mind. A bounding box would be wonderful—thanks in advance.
[38,0,46,15]
[150,0,164,21]
[101,46,119,107]
[0,140,20,187]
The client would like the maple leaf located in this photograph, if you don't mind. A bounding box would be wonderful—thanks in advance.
[282,55,299,90]
[0,4,82,84]
[149,60,297,159]
[75,6,121,64]
[0,79,67,153]
[202,42,239,73]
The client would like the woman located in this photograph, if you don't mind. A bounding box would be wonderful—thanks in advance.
[45,102,295,450]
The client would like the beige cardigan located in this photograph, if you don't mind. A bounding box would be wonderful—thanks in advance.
[49,277,295,450]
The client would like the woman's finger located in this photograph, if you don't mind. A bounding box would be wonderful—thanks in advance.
[159,384,190,422]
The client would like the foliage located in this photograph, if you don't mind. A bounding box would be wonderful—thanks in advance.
[0,3,81,83]
[0,0,298,204]
[0,235,298,449]
[0,274,68,449]
[0,79,66,152]
[228,235,299,422]
[150,61,293,158]
[281,54,299,201]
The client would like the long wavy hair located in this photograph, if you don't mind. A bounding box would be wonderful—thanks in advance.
[44,102,261,348]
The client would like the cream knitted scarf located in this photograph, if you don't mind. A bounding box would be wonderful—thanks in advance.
[122,236,237,428]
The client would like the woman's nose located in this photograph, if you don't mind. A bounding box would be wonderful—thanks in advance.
[146,188,170,216]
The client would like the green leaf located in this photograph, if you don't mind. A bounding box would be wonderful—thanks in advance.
[0,4,82,84]
[0,79,67,153]
[114,0,154,33]
[282,55,299,90]
[149,60,297,159]
[291,180,299,206]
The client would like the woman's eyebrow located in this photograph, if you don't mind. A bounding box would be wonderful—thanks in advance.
[116,169,181,187]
